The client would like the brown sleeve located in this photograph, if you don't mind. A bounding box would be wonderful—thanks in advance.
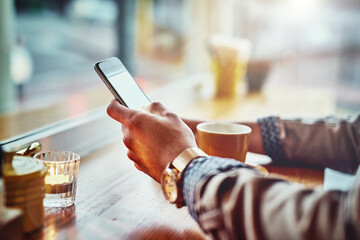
[194,167,360,240]
[277,114,360,173]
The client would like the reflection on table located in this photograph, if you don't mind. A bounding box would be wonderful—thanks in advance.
[23,139,323,240]
[5,83,329,239]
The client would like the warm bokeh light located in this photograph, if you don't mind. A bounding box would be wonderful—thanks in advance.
[0,0,359,136]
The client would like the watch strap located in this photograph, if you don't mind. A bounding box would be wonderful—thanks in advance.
[164,147,207,208]
[172,147,207,173]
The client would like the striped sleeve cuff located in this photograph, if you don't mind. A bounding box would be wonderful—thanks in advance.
[258,116,288,163]
[183,156,247,222]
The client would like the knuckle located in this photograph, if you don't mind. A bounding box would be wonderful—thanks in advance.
[127,113,142,129]
[127,150,134,161]
[127,150,140,164]
[123,136,132,148]
[149,102,163,111]
[165,111,178,119]
[152,102,163,108]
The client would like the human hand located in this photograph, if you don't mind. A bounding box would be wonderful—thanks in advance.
[107,100,197,182]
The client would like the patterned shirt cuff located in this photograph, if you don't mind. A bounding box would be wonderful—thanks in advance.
[258,116,288,163]
[183,156,247,222]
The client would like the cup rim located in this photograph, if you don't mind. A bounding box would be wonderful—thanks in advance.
[33,151,80,164]
[197,122,252,135]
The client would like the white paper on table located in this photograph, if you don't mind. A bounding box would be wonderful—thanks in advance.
[323,168,357,191]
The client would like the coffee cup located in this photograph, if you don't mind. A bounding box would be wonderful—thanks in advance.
[196,122,251,162]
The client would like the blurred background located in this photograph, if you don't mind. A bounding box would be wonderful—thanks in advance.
[0,0,360,139]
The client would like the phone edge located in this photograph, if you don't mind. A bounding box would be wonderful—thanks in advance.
[94,62,128,107]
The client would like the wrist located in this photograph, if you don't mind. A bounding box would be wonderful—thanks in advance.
[161,147,207,208]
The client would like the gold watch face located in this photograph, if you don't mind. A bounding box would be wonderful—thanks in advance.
[161,168,178,203]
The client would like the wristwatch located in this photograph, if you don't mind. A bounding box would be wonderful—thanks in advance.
[161,147,207,208]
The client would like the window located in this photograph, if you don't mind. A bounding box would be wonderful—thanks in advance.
[1,0,359,142]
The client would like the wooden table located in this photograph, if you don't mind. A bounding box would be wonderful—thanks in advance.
[17,83,330,239]
[25,141,205,240]
[22,139,323,240]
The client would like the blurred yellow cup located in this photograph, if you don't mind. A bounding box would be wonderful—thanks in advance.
[209,35,251,98]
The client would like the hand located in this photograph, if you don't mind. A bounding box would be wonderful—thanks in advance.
[107,100,197,182]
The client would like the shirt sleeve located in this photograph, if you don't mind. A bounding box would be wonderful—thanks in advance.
[183,156,253,221]
[183,156,360,240]
[258,114,360,173]
[183,113,360,239]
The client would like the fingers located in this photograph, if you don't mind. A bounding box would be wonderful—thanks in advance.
[107,99,131,125]
[121,124,127,132]
[107,99,143,127]
[146,102,179,120]
[134,163,142,172]
[127,149,138,162]
[127,150,143,172]
[145,102,167,116]
[109,100,177,127]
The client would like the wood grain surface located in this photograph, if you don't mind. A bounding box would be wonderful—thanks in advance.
[25,141,206,240]
[4,83,328,239]
[21,140,323,240]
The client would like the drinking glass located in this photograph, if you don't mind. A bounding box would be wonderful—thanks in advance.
[34,151,80,208]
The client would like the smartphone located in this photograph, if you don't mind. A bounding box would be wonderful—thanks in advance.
[94,57,151,110]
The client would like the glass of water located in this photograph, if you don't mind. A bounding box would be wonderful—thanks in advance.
[34,151,80,208]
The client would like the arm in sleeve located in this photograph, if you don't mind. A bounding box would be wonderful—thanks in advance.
[258,114,360,173]
[183,157,360,240]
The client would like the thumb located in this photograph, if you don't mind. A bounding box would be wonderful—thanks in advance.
[107,99,138,126]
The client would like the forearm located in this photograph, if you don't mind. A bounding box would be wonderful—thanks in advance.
[183,157,360,239]
[183,113,360,172]
[275,114,360,173]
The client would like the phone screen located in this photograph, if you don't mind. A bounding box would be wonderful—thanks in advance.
[107,70,150,110]
[95,57,151,111]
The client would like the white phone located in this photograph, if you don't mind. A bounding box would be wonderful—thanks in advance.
[94,57,151,110]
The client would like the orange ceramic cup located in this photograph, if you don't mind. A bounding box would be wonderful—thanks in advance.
[196,122,252,162]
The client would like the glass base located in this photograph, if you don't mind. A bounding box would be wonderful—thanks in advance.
[44,192,75,208]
